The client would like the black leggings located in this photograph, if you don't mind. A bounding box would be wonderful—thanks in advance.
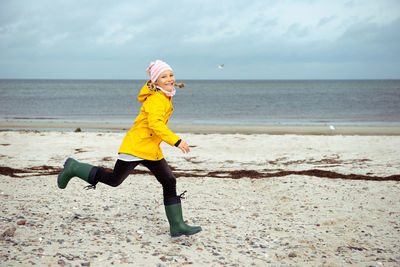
[92,158,177,199]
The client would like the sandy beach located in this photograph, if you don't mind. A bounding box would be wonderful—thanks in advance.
[2,121,400,135]
[1,127,400,266]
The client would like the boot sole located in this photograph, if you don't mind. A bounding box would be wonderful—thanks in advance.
[57,158,73,189]
[171,228,202,237]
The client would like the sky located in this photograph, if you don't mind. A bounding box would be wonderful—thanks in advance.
[0,0,399,80]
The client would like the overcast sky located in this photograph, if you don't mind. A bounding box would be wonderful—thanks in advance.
[0,0,399,79]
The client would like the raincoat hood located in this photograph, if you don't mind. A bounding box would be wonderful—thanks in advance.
[137,80,154,103]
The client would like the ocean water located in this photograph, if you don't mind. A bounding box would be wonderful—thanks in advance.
[1,79,400,127]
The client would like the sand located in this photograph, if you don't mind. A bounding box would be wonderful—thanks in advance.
[2,120,400,135]
[1,129,400,266]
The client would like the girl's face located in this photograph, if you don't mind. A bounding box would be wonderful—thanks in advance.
[155,70,175,92]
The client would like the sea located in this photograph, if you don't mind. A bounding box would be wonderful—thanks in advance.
[1,79,400,127]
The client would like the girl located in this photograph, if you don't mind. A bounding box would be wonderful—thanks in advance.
[57,60,202,237]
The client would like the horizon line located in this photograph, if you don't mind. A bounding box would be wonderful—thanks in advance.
[1,78,399,81]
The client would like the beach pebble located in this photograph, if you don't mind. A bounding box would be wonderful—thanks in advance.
[1,226,16,238]
[67,214,79,223]
[17,219,26,225]
[94,230,101,236]
[137,230,144,235]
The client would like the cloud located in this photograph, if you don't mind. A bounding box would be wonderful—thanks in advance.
[0,0,399,79]
[40,33,69,46]
[95,24,139,46]
[317,16,336,27]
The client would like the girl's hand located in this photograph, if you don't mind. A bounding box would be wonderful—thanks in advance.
[178,140,190,154]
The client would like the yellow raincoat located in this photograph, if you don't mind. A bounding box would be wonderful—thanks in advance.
[118,81,181,161]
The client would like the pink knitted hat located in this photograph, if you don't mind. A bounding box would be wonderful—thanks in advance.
[146,60,173,83]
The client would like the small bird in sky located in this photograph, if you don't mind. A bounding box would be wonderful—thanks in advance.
[218,64,224,69]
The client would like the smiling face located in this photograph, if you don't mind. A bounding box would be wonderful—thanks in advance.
[155,70,175,92]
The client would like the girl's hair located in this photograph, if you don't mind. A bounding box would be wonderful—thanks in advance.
[148,82,157,91]
[148,82,185,91]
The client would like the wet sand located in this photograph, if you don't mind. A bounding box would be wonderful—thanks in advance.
[1,121,400,135]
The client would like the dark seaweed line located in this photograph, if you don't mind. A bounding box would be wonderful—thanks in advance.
[0,166,399,181]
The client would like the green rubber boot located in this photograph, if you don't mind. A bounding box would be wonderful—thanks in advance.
[164,195,202,237]
[57,158,95,189]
